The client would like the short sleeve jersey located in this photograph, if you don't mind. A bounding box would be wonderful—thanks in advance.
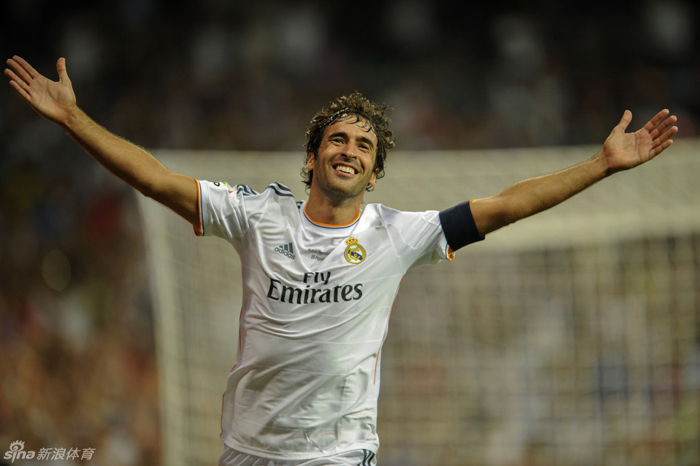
[195,180,461,460]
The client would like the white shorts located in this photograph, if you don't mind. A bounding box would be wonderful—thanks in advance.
[218,445,377,466]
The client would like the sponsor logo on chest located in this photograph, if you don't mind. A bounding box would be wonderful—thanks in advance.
[265,236,370,305]
[266,270,363,304]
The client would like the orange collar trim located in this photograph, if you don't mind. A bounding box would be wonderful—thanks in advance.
[304,204,361,228]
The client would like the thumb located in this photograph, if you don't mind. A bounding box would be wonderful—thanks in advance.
[614,110,632,133]
[56,57,70,84]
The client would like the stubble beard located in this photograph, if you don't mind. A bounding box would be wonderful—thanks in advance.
[313,164,370,205]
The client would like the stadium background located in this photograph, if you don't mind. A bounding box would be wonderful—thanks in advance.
[0,1,698,465]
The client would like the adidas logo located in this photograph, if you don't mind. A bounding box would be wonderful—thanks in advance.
[274,242,295,259]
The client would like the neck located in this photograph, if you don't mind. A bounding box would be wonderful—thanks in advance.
[305,188,364,226]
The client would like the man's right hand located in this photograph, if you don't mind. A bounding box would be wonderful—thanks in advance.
[5,55,200,227]
[5,56,76,127]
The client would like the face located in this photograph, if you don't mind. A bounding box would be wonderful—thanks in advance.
[306,115,379,202]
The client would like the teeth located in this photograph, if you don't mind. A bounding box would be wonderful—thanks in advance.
[336,165,356,175]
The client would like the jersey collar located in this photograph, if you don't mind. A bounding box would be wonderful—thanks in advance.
[301,202,361,232]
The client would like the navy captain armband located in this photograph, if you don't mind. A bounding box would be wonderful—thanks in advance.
[439,201,485,252]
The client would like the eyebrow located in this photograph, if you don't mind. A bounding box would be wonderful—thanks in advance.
[327,131,376,149]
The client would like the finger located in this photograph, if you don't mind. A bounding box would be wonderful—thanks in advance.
[12,55,40,79]
[614,110,633,133]
[651,125,678,150]
[650,138,674,158]
[643,109,670,133]
[8,79,32,102]
[4,67,30,91]
[6,58,33,84]
[56,57,70,84]
[648,115,677,140]
[4,68,33,96]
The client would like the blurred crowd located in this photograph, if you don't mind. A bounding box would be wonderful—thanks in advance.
[0,1,698,465]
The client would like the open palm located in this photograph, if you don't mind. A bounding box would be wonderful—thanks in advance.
[603,109,678,174]
[5,56,76,125]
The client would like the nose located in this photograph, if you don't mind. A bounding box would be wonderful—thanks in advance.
[341,142,359,159]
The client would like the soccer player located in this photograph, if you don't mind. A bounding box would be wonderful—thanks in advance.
[5,56,677,466]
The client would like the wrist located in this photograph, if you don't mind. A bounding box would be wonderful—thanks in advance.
[592,150,613,178]
[60,105,86,132]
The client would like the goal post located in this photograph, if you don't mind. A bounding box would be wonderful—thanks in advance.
[136,141,700,466]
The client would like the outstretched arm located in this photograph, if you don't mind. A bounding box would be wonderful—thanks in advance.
[5,56,199,226]
[469,109,678,237]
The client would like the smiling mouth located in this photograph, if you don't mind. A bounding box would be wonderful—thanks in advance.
[334,164,358,175]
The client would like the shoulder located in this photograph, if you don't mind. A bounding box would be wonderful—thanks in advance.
[229,182,295,200]
[241,183,300,218]
[364,203,438,225]
[198,180,299,214]
[264,182,295,199]
[363,203,399,218]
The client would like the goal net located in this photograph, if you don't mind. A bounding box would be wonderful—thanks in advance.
[136,141,699,466]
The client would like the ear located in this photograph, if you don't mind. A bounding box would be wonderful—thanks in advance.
[306,152,315,171]
[368,168,379,187]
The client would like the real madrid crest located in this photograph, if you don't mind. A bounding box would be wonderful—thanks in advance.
[344,237,366,264]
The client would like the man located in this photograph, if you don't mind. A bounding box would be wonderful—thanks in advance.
[5,56,677,466]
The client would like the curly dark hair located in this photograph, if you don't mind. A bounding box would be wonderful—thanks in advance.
[302,91,395,192]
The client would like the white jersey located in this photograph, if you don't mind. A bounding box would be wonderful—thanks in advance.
[195,180,453,460]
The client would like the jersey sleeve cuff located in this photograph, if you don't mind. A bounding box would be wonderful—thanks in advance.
[439,200,484,252]
[193,179,204,237]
